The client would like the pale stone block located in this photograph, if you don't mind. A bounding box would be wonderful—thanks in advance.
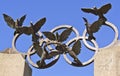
[0,49,32,76]
[94,41,120,76]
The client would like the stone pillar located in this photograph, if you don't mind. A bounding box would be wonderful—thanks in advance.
[0,48,32,76]
[94,40,120,76]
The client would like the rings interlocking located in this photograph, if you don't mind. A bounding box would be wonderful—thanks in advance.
[12,21,118,69]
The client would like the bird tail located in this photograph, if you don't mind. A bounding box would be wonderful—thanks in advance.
[82,17,89,26]
[82,17,88,23]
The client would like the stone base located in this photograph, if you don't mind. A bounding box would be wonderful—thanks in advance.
[0,49,32,76]
[94,41,120,76]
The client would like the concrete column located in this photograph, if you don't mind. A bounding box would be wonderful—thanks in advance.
[94,41,120,76]
[0,48,32,76]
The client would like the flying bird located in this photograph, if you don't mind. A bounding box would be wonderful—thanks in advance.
[56,42,82,65]
[15,17,46,35]
[3,13,46,35]
[83,17,104,40]
[81,3,111,21]
[68,50,82,65]
[33,42,60,68]
[3,13,26,28]
[36,49,60,68]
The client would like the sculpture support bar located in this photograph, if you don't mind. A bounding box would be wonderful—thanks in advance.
[94,40,120,76]
[0,48,32,76]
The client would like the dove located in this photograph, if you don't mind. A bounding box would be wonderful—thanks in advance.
[68,50,82,65]
[3,13,26,28]
[66,44,82,65]
[81,3,111,21]
[56,42,82,65]
[14,17,46,35]
[33,42,60,68]
[83,17,104,40]
[3,13,46,35]
[36,50,60,68]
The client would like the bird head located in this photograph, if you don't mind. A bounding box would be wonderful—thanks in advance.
[15,19,20,27]
[30,21,34,27]
[93,6,98,11]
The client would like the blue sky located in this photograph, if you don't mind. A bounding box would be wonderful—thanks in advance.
[0,0,119,76]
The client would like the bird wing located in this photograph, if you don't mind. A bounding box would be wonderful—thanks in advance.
[59,27,72,42]
[33,42,43,57]
[72,40,81,55]
[99,3,112,14]
[42,32,56,40]
[19,15,26,26]
[90,20,103,33]
[33,17,46,33]
[68,50,78,59]
[3,14,16,29]
[81,8,98,15]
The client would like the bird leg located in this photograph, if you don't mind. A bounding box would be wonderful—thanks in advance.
[88,35,96,41]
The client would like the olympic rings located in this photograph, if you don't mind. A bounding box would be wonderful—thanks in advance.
[11,21,118,68]
[27,45,60,69]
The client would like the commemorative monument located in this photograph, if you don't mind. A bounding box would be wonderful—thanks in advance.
[0,3,119,76]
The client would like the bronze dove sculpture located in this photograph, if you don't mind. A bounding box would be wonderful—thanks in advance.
[3,14,26,28]
[3,13,46,35]
[83,17,104,40]
[81,3,111,21]
[15,17,46,35]
[33,42,60,68]
[68,40,82,65]
[56,40,82,65]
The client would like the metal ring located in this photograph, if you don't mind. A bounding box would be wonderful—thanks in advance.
[63,36,99,67]
[82,21,119,49]
[12,32,43,55]
[27,45,60,69]
[50,25,80,37]
[45,25,80,52]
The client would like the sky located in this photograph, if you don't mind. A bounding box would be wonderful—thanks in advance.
[0,0,120,76]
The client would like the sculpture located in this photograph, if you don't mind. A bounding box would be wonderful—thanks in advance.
[81,3,112,40]
[3,14,26,35]
[3,13,46,36]
[81,3,111,21]
[82,17,104,40]
[1,3,119,69]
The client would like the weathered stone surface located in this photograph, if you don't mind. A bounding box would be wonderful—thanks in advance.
[94,40,120,76]
[0,48,32,76]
